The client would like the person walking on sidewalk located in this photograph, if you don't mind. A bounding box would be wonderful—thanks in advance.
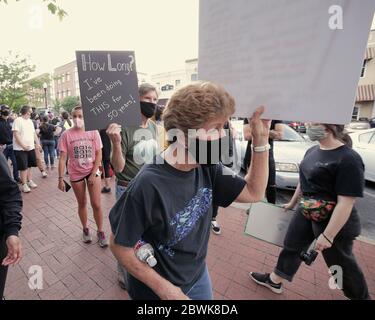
[249,123,371,300]
[0,105,20,183]
[107,83,160,290]
[12,105,41,193]
[57,106,108,248]
[0,152,23,299]
[39,115,56,169]
[109,82,270,300]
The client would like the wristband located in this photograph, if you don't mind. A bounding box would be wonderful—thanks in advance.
[58,177,63,180]
[251,143,271,153]
[322,233,333,245]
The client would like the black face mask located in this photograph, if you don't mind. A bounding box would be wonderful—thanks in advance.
[187,136,230,166]
[140,101,157,118]
[1,110,9,117]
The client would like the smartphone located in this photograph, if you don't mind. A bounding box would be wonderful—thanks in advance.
[63,180,71,192]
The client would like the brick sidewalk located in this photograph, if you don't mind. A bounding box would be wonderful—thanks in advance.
[4,167,375,300]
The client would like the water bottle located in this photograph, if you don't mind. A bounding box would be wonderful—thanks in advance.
[134,240,157,267]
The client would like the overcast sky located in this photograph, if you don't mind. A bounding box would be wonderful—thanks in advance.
[0,0,374,78]
[0,0,199,76]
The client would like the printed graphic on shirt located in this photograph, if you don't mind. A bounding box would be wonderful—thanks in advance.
[158,188,212,257]
[70,138,94,167]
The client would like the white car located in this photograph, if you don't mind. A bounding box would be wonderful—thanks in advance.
[349,129,375,182]
[237,124,314,190]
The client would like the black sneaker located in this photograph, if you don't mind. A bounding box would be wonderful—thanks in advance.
[249,272,283,294]
[211,219,221,235]
[101,187,111,194]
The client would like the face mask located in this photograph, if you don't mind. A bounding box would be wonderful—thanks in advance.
[306,125,328,141]
[187,136,229,166]
[1,110,9,117]
[73,118,84,129]
[140,101,156,118]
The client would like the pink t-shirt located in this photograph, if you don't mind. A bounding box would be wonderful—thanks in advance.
[58,128,103,182]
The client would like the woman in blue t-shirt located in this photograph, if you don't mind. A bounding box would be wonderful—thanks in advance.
[250,123,370,300]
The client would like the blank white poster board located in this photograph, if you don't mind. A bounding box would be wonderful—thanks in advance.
[199,0,375,124]
[245,202,295,247]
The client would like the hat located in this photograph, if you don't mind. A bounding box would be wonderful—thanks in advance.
[0,104,10,111]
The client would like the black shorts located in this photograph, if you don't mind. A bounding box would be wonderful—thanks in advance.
[14,150,37,171]
[71,174,91,183]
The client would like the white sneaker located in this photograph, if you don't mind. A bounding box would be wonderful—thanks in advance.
[28,180,38,188]
[22,183,31,193]
[41,171,48,178]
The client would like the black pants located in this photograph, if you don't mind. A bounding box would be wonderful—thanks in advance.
[275,208,370,300]
[3,145,19,181]
[243,143,277,204]
[266,155,276,204]
[0,235,8,299]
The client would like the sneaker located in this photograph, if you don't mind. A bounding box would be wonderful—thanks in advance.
[249,272,283,294]
[211,219,221,235]
[82,228,92,243]
[41,171,48,178]
[28,180,38,188]
[101,187,111,194]
[22,183,31,193]
[97,231,108,248]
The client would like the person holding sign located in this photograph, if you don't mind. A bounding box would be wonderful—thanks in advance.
[57,106,108,248]
[109,82,270,300]
[250,124,370,300]
[107,83,160,290]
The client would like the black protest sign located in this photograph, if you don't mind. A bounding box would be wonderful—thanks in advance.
[75,51,142,131]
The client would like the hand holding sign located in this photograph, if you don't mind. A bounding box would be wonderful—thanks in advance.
[106,123,122,146]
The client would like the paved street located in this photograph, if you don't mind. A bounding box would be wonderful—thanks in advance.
[3,167,375,300]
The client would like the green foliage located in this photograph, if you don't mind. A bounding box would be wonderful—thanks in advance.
[0,0,67,20]
[60,96,80,113]
[0,52,36,113]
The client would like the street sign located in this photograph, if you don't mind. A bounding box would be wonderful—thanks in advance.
[75,51,142,131]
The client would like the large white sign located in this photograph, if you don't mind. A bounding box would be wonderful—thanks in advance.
[199,0,375,124]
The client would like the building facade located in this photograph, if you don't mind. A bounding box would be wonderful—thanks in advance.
[53,60,80,102]
[25,72,53,110]
[151,59,198,104]
[355,29,375,120]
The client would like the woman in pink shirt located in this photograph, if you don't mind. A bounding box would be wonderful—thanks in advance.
[57,106,108,248]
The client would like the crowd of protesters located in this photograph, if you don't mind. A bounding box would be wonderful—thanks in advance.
[0,81,371,300]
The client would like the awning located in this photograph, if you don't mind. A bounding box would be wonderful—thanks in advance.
[365,47,375,60]
[356,84,375,102]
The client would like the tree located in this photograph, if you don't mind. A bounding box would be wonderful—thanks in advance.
[61,96,80,113]
[0,0,67,20]
[0,52,36,113]
[52,98,62,114]
[24,74,51,109]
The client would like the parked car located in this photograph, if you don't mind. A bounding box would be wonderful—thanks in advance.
[284,121,306,133]
[346,118,371,132]
[237,124,314,190]
[349,129,375,182]
[369,117,375,128]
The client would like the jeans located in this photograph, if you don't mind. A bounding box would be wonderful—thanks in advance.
[127,264,213,300]
[41,140,55,166]
[275,207,370,300]
[3,145,19,181]
[116,184,127,200]
[54,136,59,158]
[185,265,213,300]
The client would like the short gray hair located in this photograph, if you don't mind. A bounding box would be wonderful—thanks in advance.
[139,83,158,98]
